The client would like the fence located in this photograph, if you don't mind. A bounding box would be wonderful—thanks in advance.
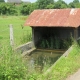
[0,24,32,47]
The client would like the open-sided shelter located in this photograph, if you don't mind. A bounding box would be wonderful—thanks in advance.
[25,9,80,49]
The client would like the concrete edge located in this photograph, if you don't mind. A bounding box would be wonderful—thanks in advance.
[15,41,35,53]
[62,45,73,57]
[43,45,73,76]
[16,41,32,49]
[21,47,36,57]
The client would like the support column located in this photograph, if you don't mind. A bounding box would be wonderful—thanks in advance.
[32,27,35,47]
[74,28,78,40]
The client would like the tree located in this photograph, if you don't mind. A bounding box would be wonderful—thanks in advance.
[68,2,75,8]
[68,0,80,8]
[46,4,54,9]
[54,0,68,9]
[20,3,37,15]
[29,3,38,14]
[0,0,4,2]
[36,0,54,9]
[0,3,17,15]
[20,3,29,15]
[73,0,79,3]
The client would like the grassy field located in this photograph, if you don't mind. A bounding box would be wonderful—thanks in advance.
[0,16,80,80]
[0,16,32,80]
[0,16,32,47]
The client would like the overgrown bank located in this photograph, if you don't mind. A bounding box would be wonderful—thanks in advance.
[0,44,40,80]
[0,44,27,80]
[38,43,80,80]
[0,42,80,80]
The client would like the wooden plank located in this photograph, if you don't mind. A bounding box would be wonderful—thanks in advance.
[10,24,14,47]
[74,28,78,40]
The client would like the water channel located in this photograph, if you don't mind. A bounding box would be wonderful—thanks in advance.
[25,49,65,72]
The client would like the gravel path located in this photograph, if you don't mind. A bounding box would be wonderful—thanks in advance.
[66,69,80,80]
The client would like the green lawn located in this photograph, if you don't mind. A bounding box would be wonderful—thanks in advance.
[0,16,31,47]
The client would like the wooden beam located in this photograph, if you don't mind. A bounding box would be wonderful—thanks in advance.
[32,27,35,47]
[74,28,78,40]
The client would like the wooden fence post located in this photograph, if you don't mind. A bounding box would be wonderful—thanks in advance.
[10,24,14,47]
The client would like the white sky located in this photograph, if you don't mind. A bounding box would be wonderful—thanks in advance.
[22,0,79,3]
[5,0,80,3]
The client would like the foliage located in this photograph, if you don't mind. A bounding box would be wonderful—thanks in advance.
[0,0,80,15]
[73,0,79,3]
[46,4,54,9]
[38,43,80,80]
[68,2,76,8]
[20,3,30,15]
[0,0,4,2]
[54,0,68,9]
[36,0,54,9]
[0,45,27,80]
[20,3,37,15]
[68,0,80,8]
[20,31,32,44]
[0,3,17,15]
[38,36,73,49]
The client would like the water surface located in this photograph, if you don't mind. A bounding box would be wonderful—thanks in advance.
[25,49,65,72]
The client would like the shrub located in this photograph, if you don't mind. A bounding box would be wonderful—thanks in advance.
[0,45,27,80]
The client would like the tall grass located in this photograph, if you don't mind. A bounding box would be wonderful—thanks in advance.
[20,30,32,44]
[0,44,28,80]
[39,37,73,49]
[1,42,80,80]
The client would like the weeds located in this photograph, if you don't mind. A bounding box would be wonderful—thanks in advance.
[1,43,80,80]
[38,43,80,80]
[20,31,32,44]
[39,37,73,49]
[0,45,27,80]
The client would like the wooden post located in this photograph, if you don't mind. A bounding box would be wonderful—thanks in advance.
[32,27,35,47]
[10,24,14,47]
[74,28,78,40]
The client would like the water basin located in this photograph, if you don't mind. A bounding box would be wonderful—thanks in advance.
[25,49,65,72]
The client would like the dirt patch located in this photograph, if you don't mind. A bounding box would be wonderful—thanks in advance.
[66,69,80,80]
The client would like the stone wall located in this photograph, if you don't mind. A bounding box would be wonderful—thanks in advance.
[15,41,35,53]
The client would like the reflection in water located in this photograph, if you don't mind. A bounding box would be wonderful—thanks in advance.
[25,49,65,72]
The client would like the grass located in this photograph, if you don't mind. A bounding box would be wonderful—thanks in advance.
[0,16,80,80]
[0,44,27,80]
[1,42,80,80]
[0,16,36,80]
[0,43,41,80]
[0,16,32,46]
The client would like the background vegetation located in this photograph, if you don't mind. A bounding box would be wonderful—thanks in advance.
[0,0,80,80]
[0,0,80,16]
[38,36,73,49]
[0,41,80,80]
[0,16,32,46]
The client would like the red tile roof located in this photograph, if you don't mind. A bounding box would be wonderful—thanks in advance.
[24,9,80,28]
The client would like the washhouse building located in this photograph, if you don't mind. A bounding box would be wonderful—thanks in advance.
[25,9,80,49]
